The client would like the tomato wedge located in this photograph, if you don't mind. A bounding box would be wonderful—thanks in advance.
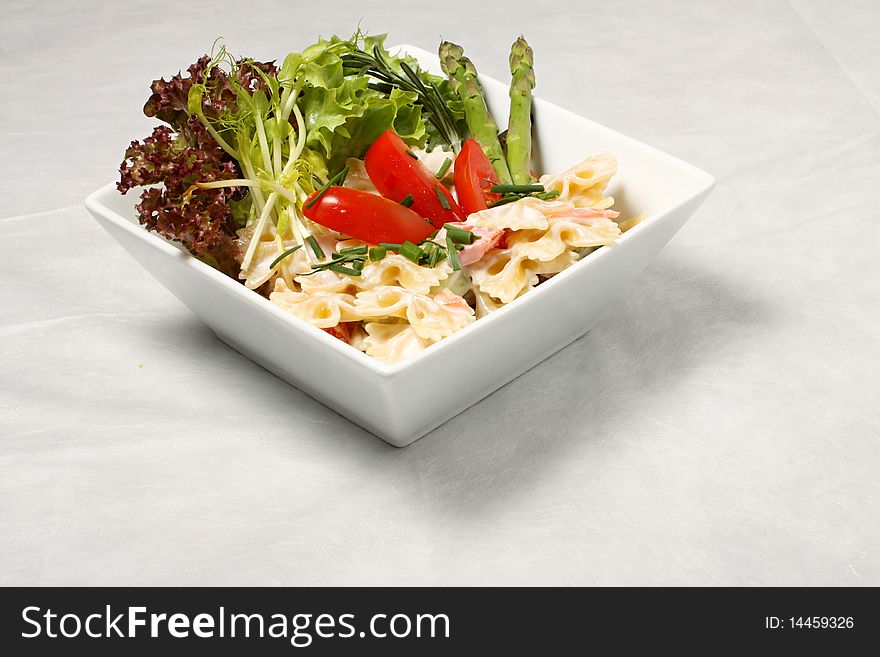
[302,187,434,245]
[364,130,465,228]
[454,138,501,216]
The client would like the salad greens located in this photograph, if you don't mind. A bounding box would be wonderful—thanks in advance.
[118,29,536,281]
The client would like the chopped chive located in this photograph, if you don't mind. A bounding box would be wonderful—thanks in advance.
[405,149,418,159]
[426,243,441,268]
[305,235,325,259]
[454,242,465,251]
[379,242,402,251]
[435,185,451,210]
[399,241,422,263]
[399,194,414,207]
[352,259,365,272]
[304,185,330,209]
[490,183,544,194]
[329,252,363,264]
[304,164,350,209]
[535,190,560,201]
[444,223,478,245]
[424,217,434,224]
[446,236,461,271]
[269,244,302,269]
[369,246,387,261]
[487,194,525,208]
[339,245,368,255]
[435,157,452,179]
[329,264,362,277]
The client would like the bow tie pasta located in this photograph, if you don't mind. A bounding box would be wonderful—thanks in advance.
[467,199,621,303]
[270,280,360,328]
[297,253,453,296]
[265,151,630,364]
[360,322,433,363]
[356,287,475,342]
[539,153,617,210]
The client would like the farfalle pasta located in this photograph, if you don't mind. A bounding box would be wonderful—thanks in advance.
[539,153,617,210]
[466,190,621,303]
[116,33,642,365]
[297,253,452,296]
[262,152,630,362]
[355,287,474,341]
[468,249,578,304]
[360,322,433,363]
[269,280,360,328]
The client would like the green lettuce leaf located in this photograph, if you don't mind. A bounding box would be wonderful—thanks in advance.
[300,67,427,173]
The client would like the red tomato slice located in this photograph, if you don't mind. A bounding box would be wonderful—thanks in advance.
[323,323,352,343]
[364,130,465,228]
[454,138,501,216]
[302,187,434,245]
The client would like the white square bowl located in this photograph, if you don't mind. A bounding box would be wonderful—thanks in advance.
[85,45,714,447]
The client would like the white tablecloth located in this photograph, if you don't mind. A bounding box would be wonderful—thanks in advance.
[2,0,878,585]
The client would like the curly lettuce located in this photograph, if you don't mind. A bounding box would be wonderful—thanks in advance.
[118,30,462,280]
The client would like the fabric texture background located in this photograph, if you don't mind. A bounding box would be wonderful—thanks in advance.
[1,0,877,585]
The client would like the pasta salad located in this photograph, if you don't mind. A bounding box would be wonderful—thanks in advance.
[118,30,639,363]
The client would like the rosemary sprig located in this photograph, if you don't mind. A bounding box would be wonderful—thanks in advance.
[341,46,463,148]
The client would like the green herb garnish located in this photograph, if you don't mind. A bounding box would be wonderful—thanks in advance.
[304,164,351,209]
[446,236,461,271]
[305,235,325,259]
[405,149,418,159]
[444,223,479,244]
[340,46,464,148]
[421,241,445,268]
[329,264,362,276]
[436,185,451,210]
[369,246,387,261]
[399,241,422,263]
[269,244,303,269]
[435,157,452,179]
[400,194,414,207]
[490,183,544,194]
[487,195,522,208]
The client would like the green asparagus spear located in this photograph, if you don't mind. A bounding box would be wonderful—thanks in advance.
[440,41,512,184]
[506,36,535,184]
